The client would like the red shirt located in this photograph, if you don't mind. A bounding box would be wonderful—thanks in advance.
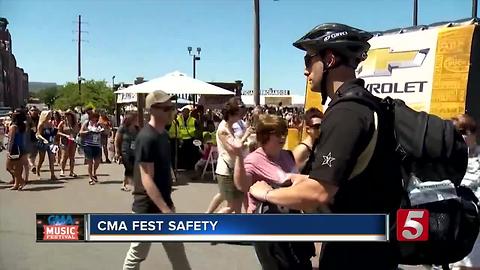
[202,144,212,160]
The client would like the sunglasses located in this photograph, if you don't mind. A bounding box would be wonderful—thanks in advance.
[309,124,321,129]
[151,105,175,112]
[304,52,319,68]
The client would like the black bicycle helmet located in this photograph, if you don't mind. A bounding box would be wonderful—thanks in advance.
[293,23,373,64]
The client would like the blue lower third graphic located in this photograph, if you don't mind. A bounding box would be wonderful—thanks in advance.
[87,214,388,242]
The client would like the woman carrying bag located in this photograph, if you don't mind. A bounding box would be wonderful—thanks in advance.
[7,109,28,190]
[36,110,58,181]
[233,114,315,270]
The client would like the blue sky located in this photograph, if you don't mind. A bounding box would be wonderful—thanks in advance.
[1,0,477,95]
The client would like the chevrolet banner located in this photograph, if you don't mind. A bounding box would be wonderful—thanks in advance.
[357,22,478,119]
[296,19,480,150]
[303,20,479,120]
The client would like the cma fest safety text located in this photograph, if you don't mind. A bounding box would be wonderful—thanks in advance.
[97,220,219,232]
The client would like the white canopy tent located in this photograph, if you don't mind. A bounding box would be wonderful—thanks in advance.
[115,71,235,96]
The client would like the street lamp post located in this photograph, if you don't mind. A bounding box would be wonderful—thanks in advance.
[188,46,201,79]
[112,75,119,126]
[187,46,201,105]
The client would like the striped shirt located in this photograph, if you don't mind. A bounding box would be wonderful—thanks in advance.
[83,121,103,147]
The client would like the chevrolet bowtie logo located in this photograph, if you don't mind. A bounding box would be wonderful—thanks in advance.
[357,48,430,77]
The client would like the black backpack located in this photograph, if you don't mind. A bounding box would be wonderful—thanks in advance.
[331,87,480,269]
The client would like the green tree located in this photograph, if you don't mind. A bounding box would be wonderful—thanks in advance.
[37,87,59,109]
[54,80,115,112]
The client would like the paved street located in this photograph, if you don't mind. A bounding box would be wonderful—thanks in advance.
[0,152,426,270]
[0,152,260,270]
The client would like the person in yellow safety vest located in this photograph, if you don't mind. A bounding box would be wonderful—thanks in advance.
[202,131,216,145]
[177,107,198,170]
[168,111,180,170]
[168,117,179,139]
[177,111,197,140]
[203,120,217,145]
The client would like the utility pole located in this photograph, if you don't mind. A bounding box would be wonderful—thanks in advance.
[252,0,278,106]
[253,0,260,106]
[78,15,82,95]
[74,15,87,96]
[413,0,418,26]
[473,0,478,18]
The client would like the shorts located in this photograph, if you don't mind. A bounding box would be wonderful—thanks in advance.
[216,174,244,201]
[122,154,135,177]
[83,145,102,160]
[36,142,54,155]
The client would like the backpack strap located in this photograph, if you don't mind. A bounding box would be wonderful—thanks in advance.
[327,87,382,180]
[349,111,378,180]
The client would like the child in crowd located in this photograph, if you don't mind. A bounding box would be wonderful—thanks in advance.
[194,133,214,173]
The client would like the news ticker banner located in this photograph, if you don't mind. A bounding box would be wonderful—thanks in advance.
[36,213,389,242]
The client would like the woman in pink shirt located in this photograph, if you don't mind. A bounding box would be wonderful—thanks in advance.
[233,114,315,270]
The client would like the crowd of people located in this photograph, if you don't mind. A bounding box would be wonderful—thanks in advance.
[116,88,480,270]
[2,22,480,270]
[118,22,480,270]
[0,100,307,193]
[3,106,115,190]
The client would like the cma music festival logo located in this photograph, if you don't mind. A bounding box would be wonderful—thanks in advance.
[40,215,80,241]
[357,47,430,77]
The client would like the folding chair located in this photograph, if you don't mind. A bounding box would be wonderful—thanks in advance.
[201,146,218,181]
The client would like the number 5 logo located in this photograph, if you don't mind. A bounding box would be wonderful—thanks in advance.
[397,209,429,241]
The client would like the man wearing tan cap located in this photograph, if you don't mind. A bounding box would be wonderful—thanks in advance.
[123,90,191,270]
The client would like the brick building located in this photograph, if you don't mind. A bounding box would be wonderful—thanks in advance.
[0,17,29,109]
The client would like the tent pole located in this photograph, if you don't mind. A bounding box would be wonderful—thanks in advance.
[174,98,178,175]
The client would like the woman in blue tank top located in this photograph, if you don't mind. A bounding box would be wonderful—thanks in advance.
[7,108,28,190]
[80,110,104,185]
[36,110,58,180]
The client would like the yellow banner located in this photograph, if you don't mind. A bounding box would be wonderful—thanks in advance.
[284,80,324,150]
[304,80,323,112]
[430,25,475,119]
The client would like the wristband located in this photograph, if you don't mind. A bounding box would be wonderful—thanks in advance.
[300,142,312,152]
[263,189,273,202]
